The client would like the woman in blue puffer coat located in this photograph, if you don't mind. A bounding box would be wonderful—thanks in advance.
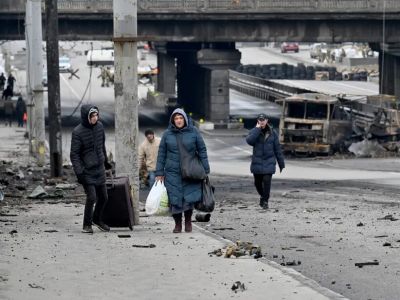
[246,113,285,209]
[156,108,210,233]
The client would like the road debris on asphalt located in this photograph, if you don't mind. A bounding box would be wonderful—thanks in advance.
[231,281,246,293]
[209,241,262,259]
[355,261,379,268]
[377,214,399,221]
[132,244,156,248]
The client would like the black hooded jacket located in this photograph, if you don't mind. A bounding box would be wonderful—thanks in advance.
[70,104,107,185]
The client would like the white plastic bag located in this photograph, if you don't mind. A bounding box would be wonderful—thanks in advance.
[145,181,169,216]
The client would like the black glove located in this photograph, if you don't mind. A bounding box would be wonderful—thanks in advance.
[77,173,86,185]
[104,161,113,170]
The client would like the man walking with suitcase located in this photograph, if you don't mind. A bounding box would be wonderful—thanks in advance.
[70,104,112,233]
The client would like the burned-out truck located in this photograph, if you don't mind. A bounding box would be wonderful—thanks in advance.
[277,93,353,155]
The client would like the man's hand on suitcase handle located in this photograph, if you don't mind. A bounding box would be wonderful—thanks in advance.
[156,176,164,183]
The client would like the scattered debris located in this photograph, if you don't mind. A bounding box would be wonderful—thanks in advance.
[55,183,77,190]
[355,261,379,268]
[210,241,262,259]
[132,244,156,248]
[383,242,392,247]
[194,213,211,222]
[28,186,47,199]
[213,227,235,231]
[9,230,17,235]
[16,170,24,180]
[28,283,45,290]
[43,230,58,233]
[231,281,246,293]
[356,222,364,227]
[281,260,301,266]
[118,234,131,238]
[377,215,399,221]
[374,235,388,238]
[349,139,386,158]
[0,190,4,202]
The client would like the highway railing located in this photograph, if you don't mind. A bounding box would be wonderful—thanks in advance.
[229,70,311,101]
[3,0,400,13]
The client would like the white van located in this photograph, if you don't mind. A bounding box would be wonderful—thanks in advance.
[86,49,114,66]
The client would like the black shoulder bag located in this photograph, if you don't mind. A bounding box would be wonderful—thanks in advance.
[175,134,206,180]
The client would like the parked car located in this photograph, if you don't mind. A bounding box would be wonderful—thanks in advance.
[281,42,299,53]
[59,56,71,72]
[309,43,327,58]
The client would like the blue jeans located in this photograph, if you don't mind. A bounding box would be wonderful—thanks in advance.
[148,171,156,188]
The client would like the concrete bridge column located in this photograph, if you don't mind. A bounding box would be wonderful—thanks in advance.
[197,48,241,123]
[156,52,176,95]
[380,51,395,95]
[379,43,400,101]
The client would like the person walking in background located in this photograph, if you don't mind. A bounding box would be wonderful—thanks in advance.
[3,98,14,127]
[155,108,210,233]
[246,113,285,209]
[6,73,16,93]
[15,96,26,127]
[2,85,13,100]
[70,104,112,234]
[139,129,160,188]
[0,73,6,91]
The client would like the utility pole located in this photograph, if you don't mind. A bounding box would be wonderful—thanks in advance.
[45,0,63,177]
[25,1,34,154]
[114,0,140,224]
[31,0,45,165]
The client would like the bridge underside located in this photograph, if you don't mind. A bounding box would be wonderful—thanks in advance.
[1,14,400,43]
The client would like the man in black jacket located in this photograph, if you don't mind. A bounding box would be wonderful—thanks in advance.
[246,113,285,209]
[70,104,112,233]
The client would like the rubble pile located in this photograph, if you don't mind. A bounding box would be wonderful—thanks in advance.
[209,240,262,259]
[0,160,81,206]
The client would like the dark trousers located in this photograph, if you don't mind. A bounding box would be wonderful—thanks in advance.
[83,184,108,227]
[253,174,272,203]
[17,113,24,127]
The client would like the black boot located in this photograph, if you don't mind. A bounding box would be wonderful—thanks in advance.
[172,213,182,233]
[184,209,193,233]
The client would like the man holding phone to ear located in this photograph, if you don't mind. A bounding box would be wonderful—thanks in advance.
[246,113,285,209]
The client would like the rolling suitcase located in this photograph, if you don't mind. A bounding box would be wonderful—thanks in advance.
[103,174,134,231]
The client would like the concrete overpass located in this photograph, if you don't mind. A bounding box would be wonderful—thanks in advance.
[1,0,400,124]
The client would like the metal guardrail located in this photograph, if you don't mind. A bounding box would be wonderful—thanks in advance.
[3,0,400,13]
[229,70,310,101]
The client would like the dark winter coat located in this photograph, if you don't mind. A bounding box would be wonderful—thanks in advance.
[155,108,210,209]
[70,104,107,186]
[16,97,26,116]
[246,125,285,174]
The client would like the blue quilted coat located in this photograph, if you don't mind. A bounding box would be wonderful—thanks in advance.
[155,109,210,209]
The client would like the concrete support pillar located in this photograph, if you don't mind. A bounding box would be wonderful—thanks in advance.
[156,52,176,95]
[380,51,395,95]
[197,48,241,123]
[394,56,400,100]
[203,68,230,122]
[175,46,240,123]
[113,0,140,225]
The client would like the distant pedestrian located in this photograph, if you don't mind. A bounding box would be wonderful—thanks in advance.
[15,96,26,127]
[6,74,16,93]
[2,85,13,100]
[156,108,210,233]
[70,104,112,234]
[0,73,5,91]
[3,98,14,127]
[139,129,161,188]
[246,113,285,209]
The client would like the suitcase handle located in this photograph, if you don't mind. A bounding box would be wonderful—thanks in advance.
[106,170,114,188]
